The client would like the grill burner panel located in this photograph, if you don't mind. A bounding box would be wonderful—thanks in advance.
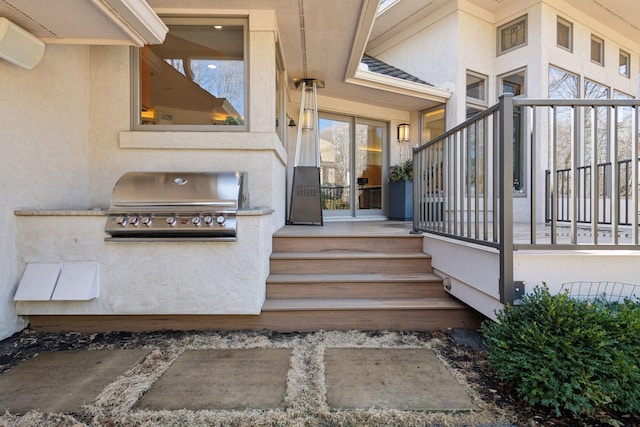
[105,171,247,240]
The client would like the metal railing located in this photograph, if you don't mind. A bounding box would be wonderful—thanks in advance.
[413,95,640,304]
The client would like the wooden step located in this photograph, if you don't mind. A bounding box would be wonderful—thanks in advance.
[266,272,448,299]
[272,235,424,253]
[269,251,432,274]
[256,298,482,331]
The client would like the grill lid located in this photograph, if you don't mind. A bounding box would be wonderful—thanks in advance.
[109,171,248,211]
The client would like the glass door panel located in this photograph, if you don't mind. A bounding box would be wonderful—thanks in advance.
[319,114,386,218]
[355,121,383,216]
[319,117,351,215]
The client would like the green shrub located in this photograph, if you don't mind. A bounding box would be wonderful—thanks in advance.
[481,286,640,418]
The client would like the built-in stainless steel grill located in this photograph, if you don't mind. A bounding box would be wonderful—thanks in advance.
[105,171,248,240]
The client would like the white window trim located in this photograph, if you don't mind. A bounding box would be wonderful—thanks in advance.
[131,16,249,132]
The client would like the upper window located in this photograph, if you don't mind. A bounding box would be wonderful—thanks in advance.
[556,17,572,51]
[619,50,631,78]
[134,17,247,130]
[499,68,526,96]
[466,71,488,118]
[498,15,527,55]
[590,35,604,66]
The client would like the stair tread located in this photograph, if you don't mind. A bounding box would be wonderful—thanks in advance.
[267,272,442,283]
[262,297,467,311]
[270,251,431,260]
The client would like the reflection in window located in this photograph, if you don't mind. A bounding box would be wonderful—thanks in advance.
[619,50,631,78]
[466,71,487,120]
[548,65,579,169]
[584,80,610,165]
[590,35,604,65]
[556,17,572,51]
[421,106,445,144]
[137,18,246,128]
[499,69,526,192]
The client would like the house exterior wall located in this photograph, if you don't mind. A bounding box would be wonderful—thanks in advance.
[0,45,92,339]
[0,11,286,340]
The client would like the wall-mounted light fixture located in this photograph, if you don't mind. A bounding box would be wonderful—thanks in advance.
[286,113,297,127]
[397,123,410,143]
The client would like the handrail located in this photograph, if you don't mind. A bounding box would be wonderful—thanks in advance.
[413,95,640,304]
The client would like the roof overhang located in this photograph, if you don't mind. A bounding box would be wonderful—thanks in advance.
[343,0,451,104]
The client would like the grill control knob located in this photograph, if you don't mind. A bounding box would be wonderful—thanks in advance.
[166,216,177,227]
[192,216,202,226]
[203,215,214,225]
[142,216,152,227]
[128,216,140,227]
[116,216,128,227]
[216,215,226,225]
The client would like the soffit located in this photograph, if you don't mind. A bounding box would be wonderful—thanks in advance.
[0,0,167,45]
[147,0,448,111]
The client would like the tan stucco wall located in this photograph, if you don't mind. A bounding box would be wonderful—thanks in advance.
[0,45,92,338]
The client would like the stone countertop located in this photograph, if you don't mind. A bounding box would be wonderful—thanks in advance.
[14,208,274,217]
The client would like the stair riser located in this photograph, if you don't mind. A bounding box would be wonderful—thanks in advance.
[254,309,482,332]
[266,283,449,299]
[273,236,424,253]
[270,258,432,274]
[27,310,483,333]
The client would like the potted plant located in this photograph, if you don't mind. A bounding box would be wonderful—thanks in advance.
[387,159,413,220]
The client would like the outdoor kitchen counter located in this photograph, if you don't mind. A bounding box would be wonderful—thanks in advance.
[14,207,274,216]
[13,208,275,316]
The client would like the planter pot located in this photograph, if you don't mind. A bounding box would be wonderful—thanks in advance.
[388,180,413,221]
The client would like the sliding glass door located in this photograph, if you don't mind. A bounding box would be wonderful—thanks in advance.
[319,113,386,218]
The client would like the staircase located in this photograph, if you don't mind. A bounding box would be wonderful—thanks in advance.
[27,226,483,334]
[260,232,482,331]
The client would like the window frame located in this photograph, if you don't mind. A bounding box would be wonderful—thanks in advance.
[131,16,249,132]
[619,49,631,78]
[556,16,573,52]
[498,68,527,195]
[466,70,488,119]
[590,34,604,66]
[497,15,527,55]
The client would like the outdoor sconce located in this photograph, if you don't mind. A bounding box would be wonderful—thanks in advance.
[286,113,297,127]
[397,123,410,143]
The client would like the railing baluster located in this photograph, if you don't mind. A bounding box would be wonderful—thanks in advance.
[590,106,599,244]
[550,106,557,244]
[633,106,639,245]
[529,106,537,244]
[611,105,619,244]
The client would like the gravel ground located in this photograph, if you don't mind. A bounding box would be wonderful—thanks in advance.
[0,328,638,426]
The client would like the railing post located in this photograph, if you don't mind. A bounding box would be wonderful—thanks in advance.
[499,94,515,304]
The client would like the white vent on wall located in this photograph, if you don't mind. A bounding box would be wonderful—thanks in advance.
[14,262,99,301]
[0,17,45,69]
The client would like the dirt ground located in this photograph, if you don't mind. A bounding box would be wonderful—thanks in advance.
[0,328,638,427]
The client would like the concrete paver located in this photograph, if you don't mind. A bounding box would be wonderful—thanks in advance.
[135,348,291,410]
[0,349,150,414]
[325,348,477,410]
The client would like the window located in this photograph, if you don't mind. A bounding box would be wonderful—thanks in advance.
[421,106,445,144]
[498,15,527,54]
[556,17,572,51]
[134,17,247,129]
[499,69,527,193]
[591,35,604,65]
[466,71,487,118]
[619,50,631,78]
[548,65,579,169]
[584,80,610,164]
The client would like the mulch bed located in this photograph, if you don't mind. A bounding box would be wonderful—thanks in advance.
[1,328,639,426]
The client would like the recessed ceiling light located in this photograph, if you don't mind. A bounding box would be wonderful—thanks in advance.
[214,25,223,30]
[207,64,217,69]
